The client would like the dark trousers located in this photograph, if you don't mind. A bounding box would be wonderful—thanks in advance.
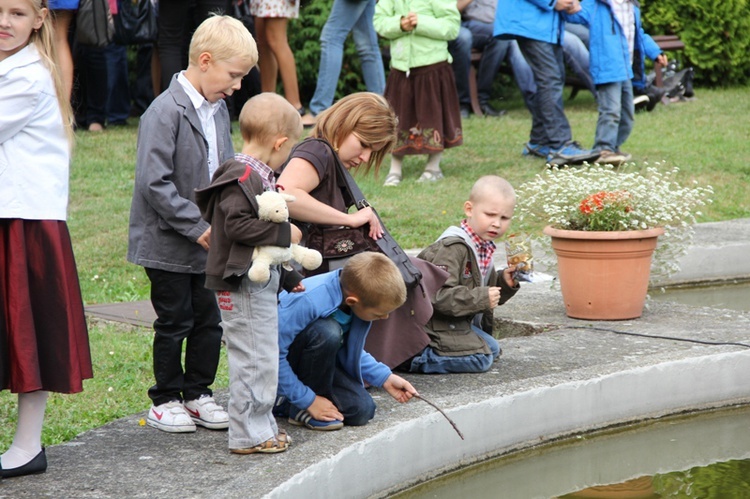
[157,0,233,92]
[145,268,222,406]
[286,317,376,426]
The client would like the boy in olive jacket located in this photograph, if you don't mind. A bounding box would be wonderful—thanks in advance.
[407,175,519,373]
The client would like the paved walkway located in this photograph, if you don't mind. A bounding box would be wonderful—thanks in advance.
[3,220,749,498]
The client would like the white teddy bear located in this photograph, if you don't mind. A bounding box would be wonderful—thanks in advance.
[247,190,323,282]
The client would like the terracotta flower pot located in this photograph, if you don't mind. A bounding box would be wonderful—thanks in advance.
[543,226,665,320]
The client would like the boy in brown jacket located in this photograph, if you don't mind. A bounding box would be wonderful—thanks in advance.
[407,175,519,373]
[195,93,303,454]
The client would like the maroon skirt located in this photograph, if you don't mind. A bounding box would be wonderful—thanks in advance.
[384,61,463,156]
[0,219,92,394]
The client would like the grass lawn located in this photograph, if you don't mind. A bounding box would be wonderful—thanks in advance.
[1,86,748,450]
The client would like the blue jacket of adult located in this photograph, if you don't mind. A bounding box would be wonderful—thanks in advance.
[565,1,662,89]
[493,0,566,45]
[277,270,392,411]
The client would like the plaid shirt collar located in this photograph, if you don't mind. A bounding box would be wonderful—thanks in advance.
[234,153,276,190]
[460,220,495,277]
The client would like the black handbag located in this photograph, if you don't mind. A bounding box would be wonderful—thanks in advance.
[76,0,114,47]
[113,0,158,45]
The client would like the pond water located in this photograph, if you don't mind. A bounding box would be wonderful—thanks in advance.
[394,406,750,499]
[649,280,750,312]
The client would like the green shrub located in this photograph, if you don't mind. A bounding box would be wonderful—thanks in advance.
[641,0,750,86]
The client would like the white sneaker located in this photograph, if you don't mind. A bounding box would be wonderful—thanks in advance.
[147,401,197,433]
[183,395,229,430]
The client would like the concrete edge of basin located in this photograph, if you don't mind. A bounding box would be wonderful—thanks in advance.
[266,349,750,498]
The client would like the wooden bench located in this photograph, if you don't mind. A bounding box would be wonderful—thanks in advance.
[651,35,686,87]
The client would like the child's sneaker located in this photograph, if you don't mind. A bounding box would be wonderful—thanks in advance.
[147,401,197,433]
[183,395,229,430]
[596,150,629,166]
[288,406,343,431]
[522,142,551,158]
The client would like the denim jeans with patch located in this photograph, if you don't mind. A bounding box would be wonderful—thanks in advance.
[220,270,280,449]
[285,316,376,426]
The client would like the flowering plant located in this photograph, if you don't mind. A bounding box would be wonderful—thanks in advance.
[514,163,713,280]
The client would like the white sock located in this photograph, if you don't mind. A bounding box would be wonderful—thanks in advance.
[424,152,443,174]
[1,391,47,469]
[388,154,404,177]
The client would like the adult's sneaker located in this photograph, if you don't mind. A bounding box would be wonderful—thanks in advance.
[184,394,229,430]
[522,142,551,158]
[288,406,344,431]
[547,141,600,167]
[147,401,197,433]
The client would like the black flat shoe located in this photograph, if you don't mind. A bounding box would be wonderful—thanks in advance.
[1,448,47,478]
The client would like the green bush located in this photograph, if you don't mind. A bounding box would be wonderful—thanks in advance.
[290,0,380,104]
[641,0,750,86]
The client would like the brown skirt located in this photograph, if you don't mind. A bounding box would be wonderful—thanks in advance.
[384,61,463,156]
[0,219,92,394]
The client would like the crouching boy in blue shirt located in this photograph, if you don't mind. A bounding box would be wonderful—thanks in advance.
[275,252,418,431]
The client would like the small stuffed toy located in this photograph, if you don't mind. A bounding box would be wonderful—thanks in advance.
[248,190,323,282]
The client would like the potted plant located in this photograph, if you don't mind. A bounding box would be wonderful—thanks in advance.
[514,163,713,320]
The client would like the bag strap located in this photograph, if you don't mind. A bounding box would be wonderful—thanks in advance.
[326,142,423,286]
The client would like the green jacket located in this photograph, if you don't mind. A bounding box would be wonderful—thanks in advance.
[374,0,460,72]
[417,227,518,356]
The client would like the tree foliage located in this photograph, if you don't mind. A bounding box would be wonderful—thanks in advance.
[640,0,750,86]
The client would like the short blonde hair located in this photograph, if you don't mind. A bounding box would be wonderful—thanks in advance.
[469,175,516,204]
[340,253,406,310]
[239,93,303,146]
[189,15,258,67]
[311,93,398,175]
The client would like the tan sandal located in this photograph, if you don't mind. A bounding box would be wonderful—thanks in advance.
[230,429,292,454]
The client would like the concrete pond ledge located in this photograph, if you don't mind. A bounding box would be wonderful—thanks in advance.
[5,281,750,498]
[5,219,750,498]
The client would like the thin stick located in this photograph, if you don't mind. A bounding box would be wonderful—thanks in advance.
[413,393,465,440]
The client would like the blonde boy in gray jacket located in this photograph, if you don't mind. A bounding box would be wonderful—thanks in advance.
[127,15,258,434]
[407,175,519,373]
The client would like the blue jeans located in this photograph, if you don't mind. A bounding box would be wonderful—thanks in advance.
[409,326,501,374]
[594,79,635,152]
[309,0,385,116]
[284,317,376,426]
[517,37,572,149]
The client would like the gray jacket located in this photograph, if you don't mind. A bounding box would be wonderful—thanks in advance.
[127,75,234,273]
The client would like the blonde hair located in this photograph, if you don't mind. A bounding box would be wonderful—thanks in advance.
[238,93,303,146]
[340,253,406,310]
[311,93,398,174]
[28,0,74,145]
[469,175,516,204]
[189,14,258,67]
